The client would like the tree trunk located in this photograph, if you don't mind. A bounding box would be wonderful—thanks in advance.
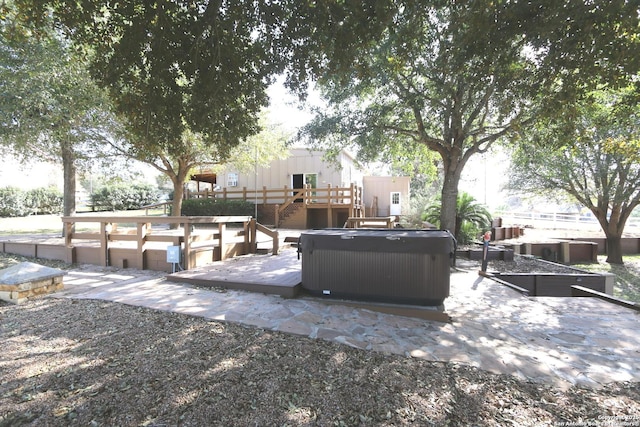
[172,184,184,217]
[605,234,624,264]
[439,160,464,234]
[61,141,76,237]
[596,211,626,264]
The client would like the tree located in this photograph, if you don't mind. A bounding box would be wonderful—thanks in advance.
[0,2,114,218]
[212,113,290,175]
[295,1,639,233]
[17,0,294,216]
[509,87,640,264]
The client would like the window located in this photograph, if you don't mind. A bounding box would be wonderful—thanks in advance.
[227,173,238,187]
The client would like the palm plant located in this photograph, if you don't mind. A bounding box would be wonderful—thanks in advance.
[423,192,492,244]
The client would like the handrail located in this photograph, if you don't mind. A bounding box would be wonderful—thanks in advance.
[254,220,280,255]
[60,215,277,270]
[278,189,306,214]
[139,201,172,215]
[186,184,363,207]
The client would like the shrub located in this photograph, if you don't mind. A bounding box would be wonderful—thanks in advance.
[90,184,160,211]
[0,187,30,217]
[181,199,254,216]
[25,187,63,215]
[422,192,492,245]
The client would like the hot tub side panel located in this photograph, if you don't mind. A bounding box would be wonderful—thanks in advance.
[301,249,450,306]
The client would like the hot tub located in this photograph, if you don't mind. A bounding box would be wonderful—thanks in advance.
[299,229,455,306]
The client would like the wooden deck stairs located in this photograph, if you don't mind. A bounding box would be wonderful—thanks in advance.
[279,203,306,229]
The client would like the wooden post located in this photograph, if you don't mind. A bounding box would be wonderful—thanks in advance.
[272,230,279,256]
[262,186,267,204]
[218,222,227,260]
[249,218,257,253]
[349,183,355,218]
[100,222,111,267]
[183,219,192,269]
[242,186,247,201]
[560,241,571,264]
[274,204,279,229]
[136,222,149,270]
[63,219,75,264]
[243,219,250,254]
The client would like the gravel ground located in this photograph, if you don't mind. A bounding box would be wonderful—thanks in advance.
[1,253,640,426]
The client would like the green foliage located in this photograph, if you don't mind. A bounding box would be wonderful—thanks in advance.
[181,199,254,217]
[0,187,29,217]
[90,184,160,212]
[212,112,291,175]
[296,1,639,234]
[11,0,306,220]
[423,192,492,245]
[0,186,63,217]
[25,187,63,215]
[509,86,640,263]
[0,2,118,216]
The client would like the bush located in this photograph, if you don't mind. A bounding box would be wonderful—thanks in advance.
[0,187,30,217]
[422,192,492,245]
[0,186,63,217]
[181,199,254,216]
[90,184,160,211]
[25,187,63,215]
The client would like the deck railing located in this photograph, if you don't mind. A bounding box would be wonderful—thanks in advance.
[61,216,278,270]
[186,184,363,209]
[186,184,363,227]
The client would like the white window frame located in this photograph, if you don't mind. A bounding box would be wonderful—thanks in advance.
[227,172,238,187]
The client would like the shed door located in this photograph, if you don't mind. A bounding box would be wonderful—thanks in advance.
[390,192,401,216]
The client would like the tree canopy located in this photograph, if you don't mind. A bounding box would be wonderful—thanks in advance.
[10,1,282,214]
[509,87,640,264]
[297,1,640,232]
[6,0,639,224]
[0,2,114,216]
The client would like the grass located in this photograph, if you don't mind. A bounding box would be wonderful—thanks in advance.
[0,209,167,236]
[573,255,640,303]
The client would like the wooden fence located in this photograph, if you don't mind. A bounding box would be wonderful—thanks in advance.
[61,216,278,271]
[187,184,361,208]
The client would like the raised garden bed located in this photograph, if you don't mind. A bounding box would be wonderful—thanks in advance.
[474,255,614,297]
[456,246,514,261]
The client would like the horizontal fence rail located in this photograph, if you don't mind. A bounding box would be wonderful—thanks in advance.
[186,184,364,228]
[186,184,363,208]
[61,216,277,270]
[495,211,640,231]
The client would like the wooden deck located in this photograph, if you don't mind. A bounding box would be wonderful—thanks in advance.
[166,246,450,321]
[167,248,302,298]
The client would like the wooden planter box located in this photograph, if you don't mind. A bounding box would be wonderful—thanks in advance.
[493,272,611,297]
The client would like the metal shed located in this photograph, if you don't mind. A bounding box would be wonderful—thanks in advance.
[299,229,455,306]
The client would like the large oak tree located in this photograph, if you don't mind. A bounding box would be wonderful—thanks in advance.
[16,0,300,215]
[0,3,113,218]
[294,1,640,233]
[509,87,640,264]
